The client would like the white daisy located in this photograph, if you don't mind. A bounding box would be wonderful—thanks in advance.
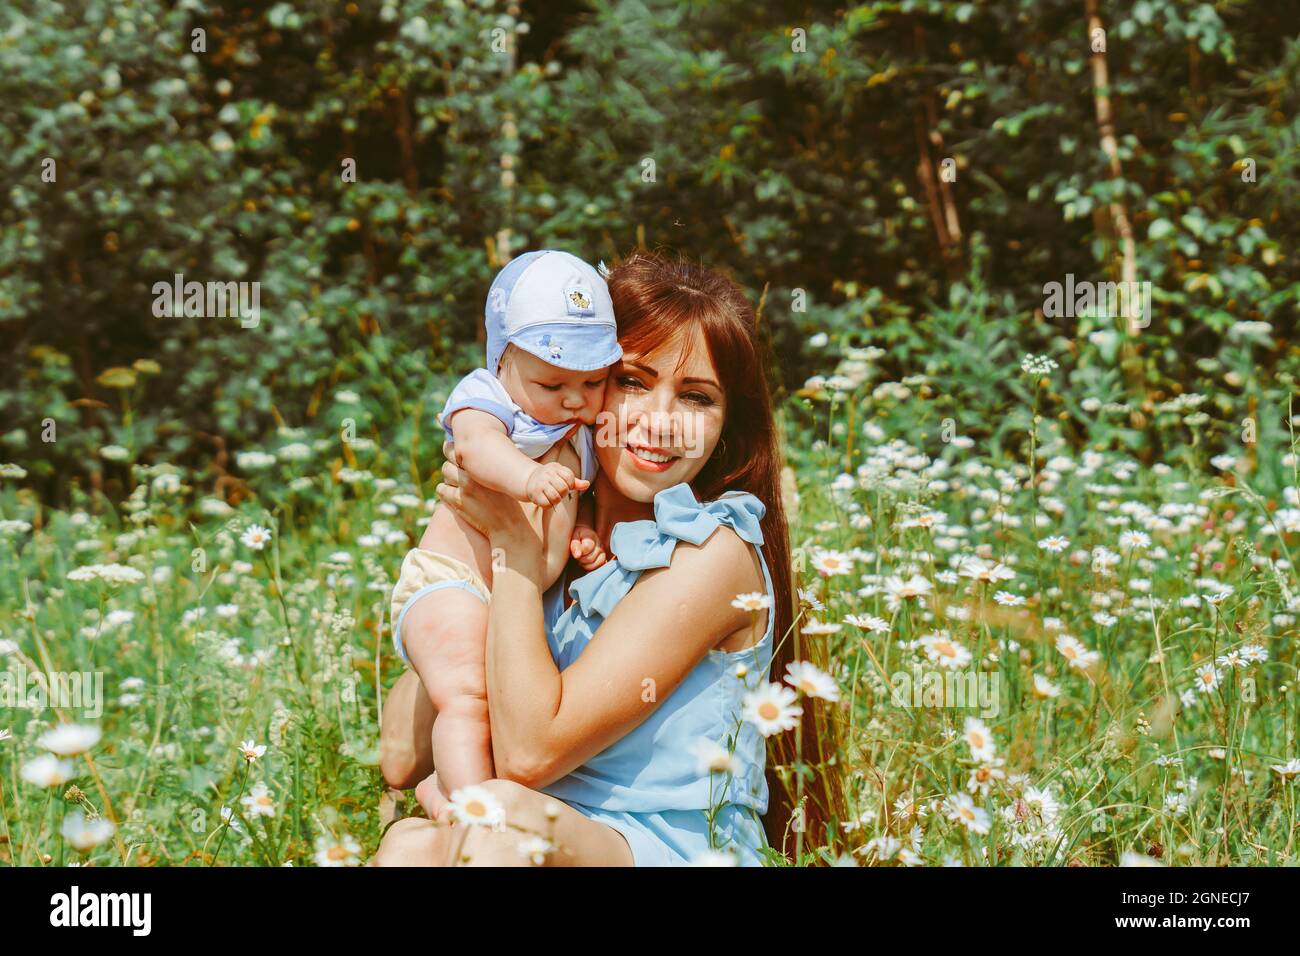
[784,660,842,702]
[38,723,101,756]
[967,758,1007,796]
[1118,530,1150,550]
[448,784,507,829]
[238,739,267,762]
[1056,634,1100,671]
[742,682,803,736]
[811,550,854,577]
[958,558,1015,583]
[692,738,742,776]
[61,814,116,851]
[240,524,273,550]
[1270,759,1300,780]
[1032,673,1060,699]
[920,632,972,670]
[730,591,773,612]
[797,587,826,611]
[893,794,929,821]
[20,754,76,787]
[857,835,902,862]
[1216,650,1246,669]
[517,836,555,865]
[1193,663,1220,694]
[884,574,933,611]
[845,614,890,634]
[963,717,997,761]
[943,793,991,834]
[1240,643,1268,664]
[241,782,277,818]
[314,833,363,866]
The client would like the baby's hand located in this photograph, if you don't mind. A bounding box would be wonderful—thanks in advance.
[570,526,608,571]
[525,461,589,507]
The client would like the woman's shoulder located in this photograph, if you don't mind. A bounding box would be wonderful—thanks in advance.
[650,482,766,543]
[561,484,769,628]
[607,483,766,576]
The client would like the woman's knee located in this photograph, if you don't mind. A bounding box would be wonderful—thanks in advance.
[371,818,443,867]
[477,777,528,805]
[379,738,422,791]
[379,711,424,789]
[477,778,562,828]
[379,671,435,789]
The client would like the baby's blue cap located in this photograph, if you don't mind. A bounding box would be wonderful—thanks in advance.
[484,250,622,375]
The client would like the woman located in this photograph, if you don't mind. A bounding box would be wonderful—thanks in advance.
[374,250,796,865]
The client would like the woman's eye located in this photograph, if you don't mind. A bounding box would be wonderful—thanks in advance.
[683,392,714,406]
[616,375,645,390]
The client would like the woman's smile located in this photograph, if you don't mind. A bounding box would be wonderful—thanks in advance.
[623,442,680,472]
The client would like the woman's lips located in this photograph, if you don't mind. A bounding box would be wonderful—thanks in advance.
[624,444,679,473]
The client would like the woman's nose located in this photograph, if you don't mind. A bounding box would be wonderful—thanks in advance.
[632,393,679,446]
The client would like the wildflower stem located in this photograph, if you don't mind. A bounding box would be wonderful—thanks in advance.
[211,762,249,865]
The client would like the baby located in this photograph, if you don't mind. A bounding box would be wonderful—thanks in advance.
[389,250,619,817]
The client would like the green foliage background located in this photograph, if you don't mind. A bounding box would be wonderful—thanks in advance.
[1,0,1299,869]
[1,0,1297,498]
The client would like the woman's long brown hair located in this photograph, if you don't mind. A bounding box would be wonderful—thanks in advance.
[604,249,830,859]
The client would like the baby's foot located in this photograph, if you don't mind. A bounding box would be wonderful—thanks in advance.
[415,772,452,822]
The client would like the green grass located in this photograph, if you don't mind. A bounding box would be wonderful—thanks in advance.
[2,362,1299,866]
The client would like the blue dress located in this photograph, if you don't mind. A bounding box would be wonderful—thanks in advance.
[537,482,776,866]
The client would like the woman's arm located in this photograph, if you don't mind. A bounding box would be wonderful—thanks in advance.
[434,449,764,789]
[485,519,762,788]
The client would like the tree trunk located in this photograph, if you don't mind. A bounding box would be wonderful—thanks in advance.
[1085,0,1147,416]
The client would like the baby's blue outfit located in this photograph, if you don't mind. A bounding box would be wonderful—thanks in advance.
[538,482,776,866]
[439,368,596,483]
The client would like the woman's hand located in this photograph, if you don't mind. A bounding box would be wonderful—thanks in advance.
[436,439,538,546]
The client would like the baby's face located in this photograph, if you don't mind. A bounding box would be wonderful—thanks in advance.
[498,344,609,427]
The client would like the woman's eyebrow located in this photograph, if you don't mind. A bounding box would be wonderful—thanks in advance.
[627,361,719,390]
[683,376,721,389]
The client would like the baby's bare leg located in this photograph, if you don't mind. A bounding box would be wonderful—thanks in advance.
[402,589,493,804]
[429,694,492,798]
